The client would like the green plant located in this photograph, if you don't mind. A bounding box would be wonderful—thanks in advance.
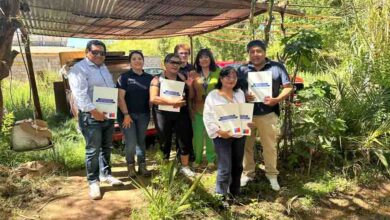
[132,158,205,219]
[289,80,347,173]
[281,29,324,80]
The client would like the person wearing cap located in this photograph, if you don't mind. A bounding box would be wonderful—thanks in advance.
[150,53,196,177]
[68,40,123,200]
[238,40,293,190]
[117,51,153,178]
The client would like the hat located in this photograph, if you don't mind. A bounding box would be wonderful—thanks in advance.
[17,119,52,139]
[164,53,181,64]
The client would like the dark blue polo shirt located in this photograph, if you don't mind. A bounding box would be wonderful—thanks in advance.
[116,69,153,114]
[237,59,290,116]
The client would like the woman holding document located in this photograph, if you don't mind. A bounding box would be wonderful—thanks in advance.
[191,48,220,168]
[150,53,196,178]
[203,66,253,207]
[117,51,153,178]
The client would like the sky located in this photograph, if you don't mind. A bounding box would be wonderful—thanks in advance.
[67,38,91,48]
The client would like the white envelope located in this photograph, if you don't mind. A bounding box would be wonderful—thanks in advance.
[239,103,254,136]
[214,103,242,135]
[158,79,185,112]
[93,86,118,119]
[248,71,273,102]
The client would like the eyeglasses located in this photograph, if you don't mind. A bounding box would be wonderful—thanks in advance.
[89,50,106,56]
[169,61,181,65]
[178,52,189,55]
[223,75,238,80]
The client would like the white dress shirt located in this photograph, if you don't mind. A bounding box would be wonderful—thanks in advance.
[203,89,246,139]
[67,58,115,112]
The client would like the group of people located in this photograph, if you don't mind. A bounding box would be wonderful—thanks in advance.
[68,39,293,204]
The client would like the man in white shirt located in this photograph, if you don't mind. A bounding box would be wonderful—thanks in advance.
[68,40,123,200]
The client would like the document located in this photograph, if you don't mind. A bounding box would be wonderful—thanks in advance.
[239,103,254,136]
[248,71,273,102]
[93,86,118,119]
[214,103,242,136]
[158,79,185,112]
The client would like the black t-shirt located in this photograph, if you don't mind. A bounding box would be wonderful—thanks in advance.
[116,69,153,114]
[179,63,193,77]
[153,73,190,115]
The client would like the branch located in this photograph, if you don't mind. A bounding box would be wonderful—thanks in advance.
[264,0,275,45]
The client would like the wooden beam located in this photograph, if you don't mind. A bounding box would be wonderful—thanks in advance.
[189,35,194,64]
[23,35,43,120]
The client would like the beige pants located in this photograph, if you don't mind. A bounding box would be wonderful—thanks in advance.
[243,112,279,178]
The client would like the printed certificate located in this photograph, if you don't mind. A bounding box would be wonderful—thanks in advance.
[214,103,242,136]
[248,71,273,102]
[93,86,118,119]
[239,103,254,136]
[158,79,185,112]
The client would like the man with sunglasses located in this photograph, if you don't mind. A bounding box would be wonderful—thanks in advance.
[68,40,123,200]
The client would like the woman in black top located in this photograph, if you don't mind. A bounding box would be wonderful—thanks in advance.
[150,53,196,177]
[117,51,153,177]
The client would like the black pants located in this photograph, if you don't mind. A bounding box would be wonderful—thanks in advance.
[213,137,246,196]
[154,110,194,160]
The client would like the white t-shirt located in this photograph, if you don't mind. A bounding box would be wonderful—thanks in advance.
[203,89,246,139]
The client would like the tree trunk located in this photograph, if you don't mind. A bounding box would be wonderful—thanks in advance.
[0,0,20,127]
[0,80,3,128]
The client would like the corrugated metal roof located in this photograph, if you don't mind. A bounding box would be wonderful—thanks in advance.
[20,0,302,39]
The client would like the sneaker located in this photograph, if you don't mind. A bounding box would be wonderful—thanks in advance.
[180,166,196,177]
[127,164,137,178]
[192,163,201,168]
[268,177,280,191]
[207,162,216,170]
[240,175,253,187]
[89,182,101,200]
[100,175,124,187]
[138,163,151,177]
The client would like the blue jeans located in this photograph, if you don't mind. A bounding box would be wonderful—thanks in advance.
[213,137,246,196]
[79,112,114,184]
[121,113,150,165]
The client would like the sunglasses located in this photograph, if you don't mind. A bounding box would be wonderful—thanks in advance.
[169,61,181,65]
[89,50,106,56]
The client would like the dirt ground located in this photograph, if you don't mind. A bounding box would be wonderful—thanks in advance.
[8,162,390,220]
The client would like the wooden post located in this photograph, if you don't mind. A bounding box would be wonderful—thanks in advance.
[24,35,43,119]
[189,35,194,65]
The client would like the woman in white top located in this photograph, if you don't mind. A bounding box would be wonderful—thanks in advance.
[203,66,252,206]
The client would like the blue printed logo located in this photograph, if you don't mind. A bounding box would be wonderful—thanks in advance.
[251,82,270,88]
[163,90,180,96]
[218,114,238,121]
[96,98,115,104]
[240,115,250,120]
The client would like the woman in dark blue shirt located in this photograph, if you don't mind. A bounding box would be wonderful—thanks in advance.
[117,51,153,177]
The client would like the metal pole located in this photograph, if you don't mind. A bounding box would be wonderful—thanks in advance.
[24,35,43,119]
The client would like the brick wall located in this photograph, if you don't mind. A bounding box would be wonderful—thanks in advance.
[9,53,62,81]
